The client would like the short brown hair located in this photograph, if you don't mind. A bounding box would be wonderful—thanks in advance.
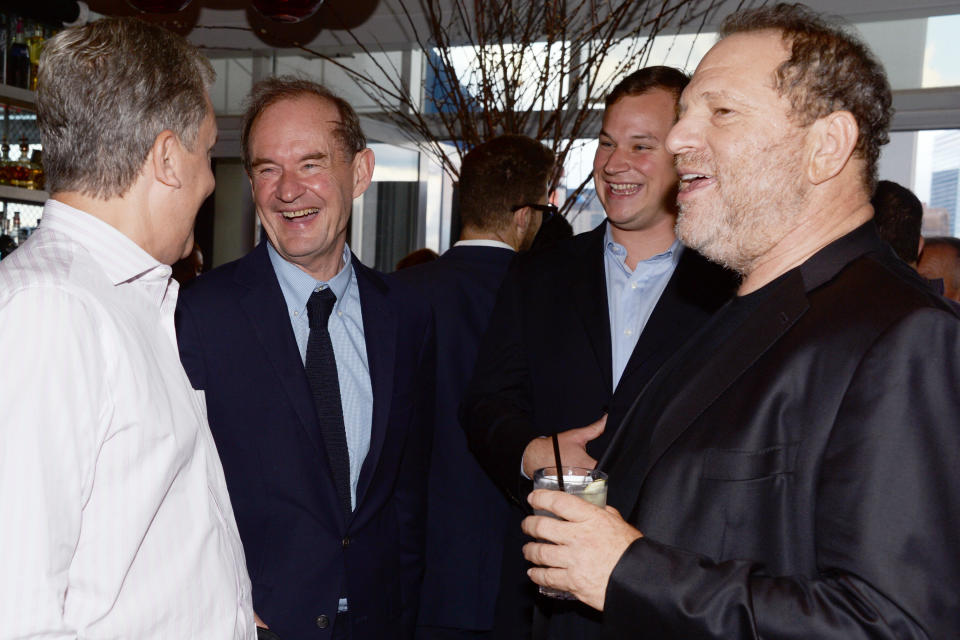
[241,76,366,174]
[871,180,923,264]
[720,3,892,191]
[37,17,214,198]
[458,135,556,233]
[604,65,689,109]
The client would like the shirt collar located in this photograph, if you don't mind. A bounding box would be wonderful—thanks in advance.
[268,241,354,314]
[453,239,515,252]
[603,223,683,272]
[41,198,171,288]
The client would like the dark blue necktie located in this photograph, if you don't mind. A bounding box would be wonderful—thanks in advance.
[305,287,352,517]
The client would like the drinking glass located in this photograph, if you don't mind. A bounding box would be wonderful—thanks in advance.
[531,466,608,599]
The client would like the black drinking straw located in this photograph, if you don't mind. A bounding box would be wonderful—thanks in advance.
[551,433,565,491]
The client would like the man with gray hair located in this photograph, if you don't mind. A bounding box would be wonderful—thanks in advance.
[0,18,255,639]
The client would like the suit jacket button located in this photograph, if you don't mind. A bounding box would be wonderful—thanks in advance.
[342,536,350,548]
[316,614,329,629]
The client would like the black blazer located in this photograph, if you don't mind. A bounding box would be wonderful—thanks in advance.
[391,244,518,632]
[176,241,434,640]
[601,223,960,638]
[461,222,735,506]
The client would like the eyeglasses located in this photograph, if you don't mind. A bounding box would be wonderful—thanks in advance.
[511,203,559,221]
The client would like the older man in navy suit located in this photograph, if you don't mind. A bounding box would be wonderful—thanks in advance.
[176,77,433,640]
[393,135,556,640]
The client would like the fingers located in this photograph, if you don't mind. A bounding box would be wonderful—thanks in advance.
[527,565,571,593]
[521,509,566,542]
[254,612,269,629]
[526,489,600,523]
[565,414,607,441]
[523,539,566,568]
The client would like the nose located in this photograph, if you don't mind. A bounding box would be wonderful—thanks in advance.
[600,144,630,175]
[665,112,698,157]
[275,170,305,203]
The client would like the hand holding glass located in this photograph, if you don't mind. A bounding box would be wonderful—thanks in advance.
[531,466,608,599]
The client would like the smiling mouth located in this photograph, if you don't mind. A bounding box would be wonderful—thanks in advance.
[281,208,319,219]
[607,182,643,196]
[678,173,714,192]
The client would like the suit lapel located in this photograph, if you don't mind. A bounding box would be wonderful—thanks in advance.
[236,244,327,461]
[614,250,715,393]
[570,224,614,393]
[353,258,397,508]
[611,271,809,514]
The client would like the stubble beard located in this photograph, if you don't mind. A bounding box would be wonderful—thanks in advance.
[675,141,807,275]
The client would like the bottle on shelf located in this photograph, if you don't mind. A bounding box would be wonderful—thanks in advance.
[13,138,30,188]
[0,138,10,186]
[29,149,43,191]
[6,18,30,89]
[26,24,44,91]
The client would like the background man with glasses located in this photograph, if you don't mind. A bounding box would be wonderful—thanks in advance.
[393,134,556,639]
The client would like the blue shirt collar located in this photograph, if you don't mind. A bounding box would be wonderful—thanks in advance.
[603,223,683,276]
[267,241,354,315]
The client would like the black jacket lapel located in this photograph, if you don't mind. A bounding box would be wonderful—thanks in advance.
[569,223,614,393]
[609,271,809,515]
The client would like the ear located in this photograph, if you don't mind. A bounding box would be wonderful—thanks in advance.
[918,235,925,259]
[351,147,375,198]
[513,206,531,234]
[151,130,183,189]
[806,111,859,186]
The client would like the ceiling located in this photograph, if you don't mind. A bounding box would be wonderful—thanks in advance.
[86,0,960,58]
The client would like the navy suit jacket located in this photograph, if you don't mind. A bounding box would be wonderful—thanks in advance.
[176,241,434,640]
[391,244,518,632]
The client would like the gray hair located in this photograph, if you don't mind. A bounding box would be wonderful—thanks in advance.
[37,17,215,199]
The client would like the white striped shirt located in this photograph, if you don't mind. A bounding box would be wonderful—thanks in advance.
[0,200,255,639]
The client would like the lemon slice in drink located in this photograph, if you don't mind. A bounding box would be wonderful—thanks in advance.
[582,478,606,494]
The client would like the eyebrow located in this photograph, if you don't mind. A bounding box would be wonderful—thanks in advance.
[598,129,659,142]
[250,151,329,168]
[678,90,751,114]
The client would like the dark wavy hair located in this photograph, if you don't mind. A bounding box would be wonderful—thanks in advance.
[720,3,893,192]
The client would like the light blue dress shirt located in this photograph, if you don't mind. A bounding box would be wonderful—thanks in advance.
[603,224,683,390]
[267,242,373,511]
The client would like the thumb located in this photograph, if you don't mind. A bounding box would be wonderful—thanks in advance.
[583,414,607,439]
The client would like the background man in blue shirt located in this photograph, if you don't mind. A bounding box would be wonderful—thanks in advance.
[460,66,735,640]
[176,76,434,640]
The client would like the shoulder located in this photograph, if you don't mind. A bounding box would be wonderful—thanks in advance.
[178,249,258,309]
[356,259,432,324]
[506,225,601,287]
[391,246,512,292]
[0,229,113,320]
[822,250,957,323]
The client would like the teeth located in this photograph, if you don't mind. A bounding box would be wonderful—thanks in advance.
[282,208,319,219]
[608,183,641,195]
[680,173,709,181]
